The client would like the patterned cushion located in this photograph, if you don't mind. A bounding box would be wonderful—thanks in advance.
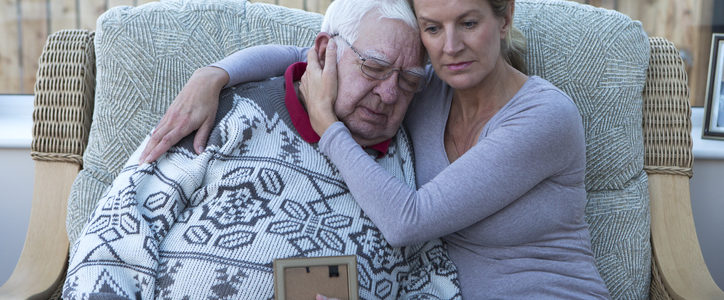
[515,0,650,298]
[67,0,323,250]
[69,0,651,298]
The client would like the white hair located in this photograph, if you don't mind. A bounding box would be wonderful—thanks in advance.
[320,0,418,57]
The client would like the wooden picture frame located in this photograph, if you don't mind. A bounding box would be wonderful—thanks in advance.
[273,255,358,300]
[703,33,724,139]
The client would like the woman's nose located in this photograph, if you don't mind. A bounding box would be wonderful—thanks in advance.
[443,28,464,55]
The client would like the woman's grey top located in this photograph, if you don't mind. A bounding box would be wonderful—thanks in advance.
[214,45,611,299]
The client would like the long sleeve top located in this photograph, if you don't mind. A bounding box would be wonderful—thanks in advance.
[214,45,611,299]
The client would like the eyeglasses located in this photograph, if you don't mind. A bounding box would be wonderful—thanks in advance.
[332,33,425,93]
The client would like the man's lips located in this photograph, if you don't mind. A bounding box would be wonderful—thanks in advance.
[445,61,472,71]
[359,106,387,122]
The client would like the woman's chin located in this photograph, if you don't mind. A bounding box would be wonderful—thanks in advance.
[442,75,481,91]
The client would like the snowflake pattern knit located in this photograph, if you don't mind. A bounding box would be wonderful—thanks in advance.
[62,77,461,299]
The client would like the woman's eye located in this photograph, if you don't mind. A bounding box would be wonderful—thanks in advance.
[462,21,477,29]
[424,26,439,34]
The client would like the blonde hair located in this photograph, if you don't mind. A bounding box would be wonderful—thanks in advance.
[488,0,527,74]
[408,0,528,74]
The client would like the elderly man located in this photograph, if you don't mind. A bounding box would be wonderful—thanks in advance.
[62,0,460,299]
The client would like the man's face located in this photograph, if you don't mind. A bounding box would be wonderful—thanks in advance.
[334,13,424,146]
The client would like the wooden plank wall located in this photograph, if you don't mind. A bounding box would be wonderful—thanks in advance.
[0,0,327,95]
[0,0,716,106]
[0,0,21,93]
[0,0,157,94]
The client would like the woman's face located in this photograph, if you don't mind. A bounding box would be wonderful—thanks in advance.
[414,0,510,91]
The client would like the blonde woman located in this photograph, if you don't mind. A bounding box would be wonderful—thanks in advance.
[141,0,611,298]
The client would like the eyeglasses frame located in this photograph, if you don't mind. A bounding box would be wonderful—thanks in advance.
[331,33,425,93]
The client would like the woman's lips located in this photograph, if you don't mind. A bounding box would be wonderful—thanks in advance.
[445,61,472,71]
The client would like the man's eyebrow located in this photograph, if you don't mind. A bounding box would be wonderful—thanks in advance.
[363,49,424,73]
[362,49,391,63]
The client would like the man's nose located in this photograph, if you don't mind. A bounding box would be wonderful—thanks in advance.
[374,73,399,104]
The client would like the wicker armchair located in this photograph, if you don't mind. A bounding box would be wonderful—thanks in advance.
[1,1,723,299]
[0,29,94,300]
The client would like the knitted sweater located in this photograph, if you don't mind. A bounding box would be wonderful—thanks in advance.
[214,46,610,299]
[62,75,461,299]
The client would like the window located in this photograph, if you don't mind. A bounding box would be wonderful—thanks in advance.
[0,95,33,148]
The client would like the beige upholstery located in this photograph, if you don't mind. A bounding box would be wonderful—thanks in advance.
[1,10,722,300]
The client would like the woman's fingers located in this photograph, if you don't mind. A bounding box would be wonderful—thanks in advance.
[140,114,175,164]
[322,39,337,85]
[139,68,225,164]
[301,40,339,137]
[320,39,338,109]
[306,44,322,72]
[139,99,193,164]
[142,127,185,164]
[193,116,216,154]
[300,45,323,102]
[141,106,208,164]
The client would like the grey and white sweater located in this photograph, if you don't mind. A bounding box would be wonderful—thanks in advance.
[62,76,461,299]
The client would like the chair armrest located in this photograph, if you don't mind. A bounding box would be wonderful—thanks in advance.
[0,162,79,299]
[644,37,724,300]
[31,29,95,166]
[0,29,95,300]
[648,174,724,300]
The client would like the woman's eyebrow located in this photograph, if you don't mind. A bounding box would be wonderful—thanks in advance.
[417,9,480,23]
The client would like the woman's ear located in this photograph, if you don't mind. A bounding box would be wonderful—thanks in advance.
[501,1,515,36]
[314,33,333,69]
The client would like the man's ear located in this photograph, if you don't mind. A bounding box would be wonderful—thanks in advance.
[314,32,333,69]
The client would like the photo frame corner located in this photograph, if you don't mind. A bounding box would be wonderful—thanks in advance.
[273,255,359,300]
[703,33,724,140]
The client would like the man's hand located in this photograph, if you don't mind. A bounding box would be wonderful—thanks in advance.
[301,39,339,137]
[139,66,229,164]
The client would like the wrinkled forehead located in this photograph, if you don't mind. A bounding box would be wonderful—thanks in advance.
[353,17,424,68]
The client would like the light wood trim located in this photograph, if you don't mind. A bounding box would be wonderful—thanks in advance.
[649,173,724,299]
[0,161,78,300]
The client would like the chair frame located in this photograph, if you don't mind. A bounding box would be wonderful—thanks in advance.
[0,29,721,300]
